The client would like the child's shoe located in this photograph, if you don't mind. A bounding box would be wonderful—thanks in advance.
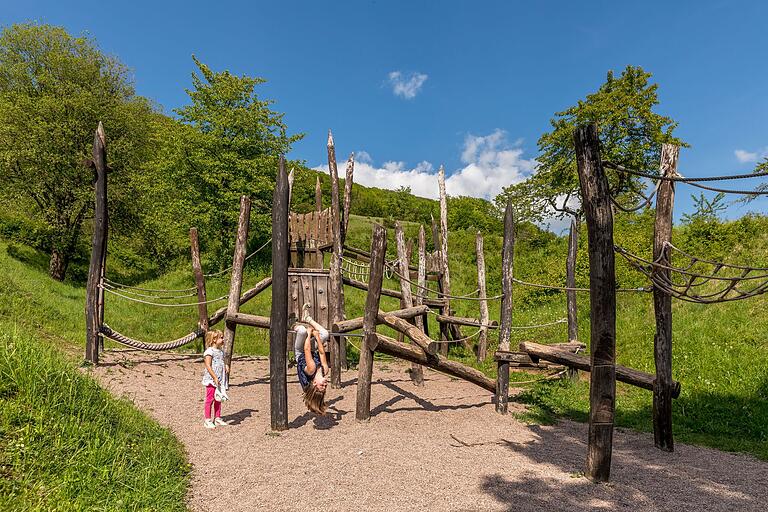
[204,419,216,429]
[214,417,229,426]
[302,303,312,322]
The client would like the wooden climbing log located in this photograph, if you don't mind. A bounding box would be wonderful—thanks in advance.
[575,123,617,483]
[476,232,490,362]
[396,221,423,385]
[375,334,495,393]
[357,223,387,421]
[85,122,108,365]
[228,312,270,328]
[208,277,272,327]
[653,143,680,452]
[436,314,498,330]
[333,305,429,333]
[519,342,680,397]
[496,200,514,414]
[342,276,446,307]
[378,313,438,356]
[269,157,290,431]
[327,130,344,388]
[223,195,251,371]
[189,227,209,332]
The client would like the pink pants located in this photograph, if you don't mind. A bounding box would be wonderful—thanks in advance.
[204,384,221,419]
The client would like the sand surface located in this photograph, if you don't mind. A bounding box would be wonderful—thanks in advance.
[93,351,767,512]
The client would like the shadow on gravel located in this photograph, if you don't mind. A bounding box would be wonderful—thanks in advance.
[370,380,487,417]
[223,407,259,425]
[290,396,347,430]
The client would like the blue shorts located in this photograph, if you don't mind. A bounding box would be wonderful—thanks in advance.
[297,351,322,390]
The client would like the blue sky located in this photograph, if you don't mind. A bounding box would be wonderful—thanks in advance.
[3,0,767,229]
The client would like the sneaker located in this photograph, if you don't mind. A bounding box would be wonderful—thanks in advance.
[302,303,312,322]
[214,417,229,426]
[204,419,216,429]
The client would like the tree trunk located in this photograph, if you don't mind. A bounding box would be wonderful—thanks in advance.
[49,247,69,281]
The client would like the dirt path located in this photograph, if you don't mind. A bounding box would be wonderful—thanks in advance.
[93,351,767,512]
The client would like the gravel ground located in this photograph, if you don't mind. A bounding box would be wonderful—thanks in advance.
[93,351,767,512]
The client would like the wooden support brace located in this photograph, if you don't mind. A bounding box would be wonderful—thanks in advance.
[223,196,251,372]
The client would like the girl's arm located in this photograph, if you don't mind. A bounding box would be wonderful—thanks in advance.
[313,330,330,375]
[204,355,220,387]
[303,335,317,376]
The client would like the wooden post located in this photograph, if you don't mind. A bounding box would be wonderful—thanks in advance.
[223,195,251,372]
[315,175,323,211]
[97,239,107,352]
[496,201,514,414]
[417,225,428,351]
[270,157,290,431]
[189,227,209,332]
[653,143,680,452]
[287,167,294,206]
[356,223,387,421]
[431,214,449,356]
[575,123,616,483]
[566,217,580,381]
[396,222,423,385]
[85,122,108,364]
[438,166,463,342]
[339,153,354,370]
[327,130,343,387]
[476,232,490,362]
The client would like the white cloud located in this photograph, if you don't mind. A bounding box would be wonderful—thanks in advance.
[314,129,534,201]
[387,71,428,99]
[735,147,768,164]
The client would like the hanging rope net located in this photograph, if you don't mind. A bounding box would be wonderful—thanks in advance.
[101,324,204,351]
[615,243,768,303]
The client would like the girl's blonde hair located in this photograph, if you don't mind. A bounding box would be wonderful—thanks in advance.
[303,383,327,415]
[205,330,224,348]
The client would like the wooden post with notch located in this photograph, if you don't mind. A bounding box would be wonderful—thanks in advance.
[327,130,343,388]
[566,217,580,381]
[575,123,616,483]
[85,122,108,364]
[476,231,489,362]
[496,200,514,414]
[356,223,387,421]
[396,222,424,385]
[189,227,209,332]
[270,157,290,431]
[653,143,679,452]
[223,195,251,373]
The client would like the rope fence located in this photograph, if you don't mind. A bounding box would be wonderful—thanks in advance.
[101,286,229,307]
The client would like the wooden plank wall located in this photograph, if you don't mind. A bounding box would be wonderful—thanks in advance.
[288,208,333,268]
[287,269,331,351]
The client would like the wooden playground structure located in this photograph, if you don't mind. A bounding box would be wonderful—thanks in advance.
[85,121,768,483]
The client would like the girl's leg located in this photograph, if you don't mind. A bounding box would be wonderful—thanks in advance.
[214,398,222,418]
[204,385,215,419]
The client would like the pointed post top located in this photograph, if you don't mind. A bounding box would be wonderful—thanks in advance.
[438,164,445,176]
[327,129,334,147]
[348,152,355,163]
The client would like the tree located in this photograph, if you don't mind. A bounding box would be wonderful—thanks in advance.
[155,56,303,264]
[0,23,156,280]
[496,65,686,223]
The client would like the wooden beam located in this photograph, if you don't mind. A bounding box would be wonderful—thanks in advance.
[357,223,387,421]
[519,342,680,398]
[333,305,429,333]
[228,312,270,328]
[575,123,616,483]
[396,221,423,385]
[85,122,108,365]
[327,130,344,388]
[653,143,680,452]
[378,313,438,356]
[208,277,272,327]
[476,232,490,362]
[269,157,290,431]
[223,196,251,372]
[342,276,446,307]
[189,227,209,332]
[496,200,514,414]
[375,334,495,393]
[436,314,498,330]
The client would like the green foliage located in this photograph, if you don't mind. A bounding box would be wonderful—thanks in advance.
[496,65,686,222]
[0,23,157,281]
[0,327,189,511]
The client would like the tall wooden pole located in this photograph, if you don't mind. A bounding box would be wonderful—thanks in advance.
[270,157,290,431]
[496,201,514,414]
[431,215,449,356]
[339,153,354,370]
[223,195,251,372]
[396,222,424,385]
[189,227,209,332]
[652,143,679,452]
[566,218,580,382]
[417,225,428,350]
[575,123,617,483]
[315,175,323,211]
[356,223,387,421]
[327,130,343,388]
[476,232,490,362]
[437,166,462,340]
[85,122,108,364]
[287,167,294,207]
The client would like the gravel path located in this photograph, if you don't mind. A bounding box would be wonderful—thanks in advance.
[93,351,767,512]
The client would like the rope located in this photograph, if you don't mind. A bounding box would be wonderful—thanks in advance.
[510,318,567,330]
[432,327,484,344]
[389,267,502,301]
[510,369,568,386]
[204,238,273,277]
[102,282,198,300]
[103,278,196,293]
[102,286,228,307]
[101,324,203,351]
[604,161,768,182]
[511,277,649,293]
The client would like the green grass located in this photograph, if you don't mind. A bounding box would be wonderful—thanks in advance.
[0,324,189,511]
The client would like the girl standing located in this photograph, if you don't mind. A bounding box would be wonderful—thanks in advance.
[202,330,229,429]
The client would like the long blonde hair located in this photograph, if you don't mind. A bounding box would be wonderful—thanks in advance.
[205,330,224,348]
[303,382,327,415]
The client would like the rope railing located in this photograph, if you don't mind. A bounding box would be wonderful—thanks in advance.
[102,282,199,300]
[388,267,498,301]
[101,286,228,307]
[101,324,204,351]
[103,278,197,294]
[203,238,273,277]
[604,161,768,182]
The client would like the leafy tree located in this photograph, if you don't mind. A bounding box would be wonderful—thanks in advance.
[496,65,686,223]
[153,57,303,264]
[0,23,156,280]
[447,196,502,233]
